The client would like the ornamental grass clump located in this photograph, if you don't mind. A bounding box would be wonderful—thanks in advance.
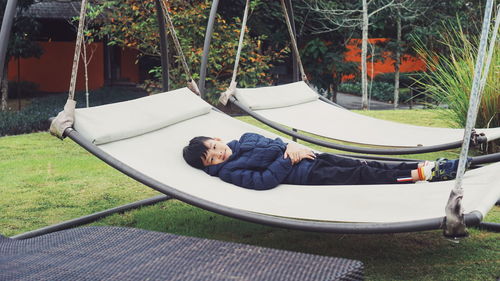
[415,22,499,130]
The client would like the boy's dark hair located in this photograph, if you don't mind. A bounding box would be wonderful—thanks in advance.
[183,136,212,169]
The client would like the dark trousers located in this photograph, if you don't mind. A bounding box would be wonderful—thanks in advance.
[305,154,418,185]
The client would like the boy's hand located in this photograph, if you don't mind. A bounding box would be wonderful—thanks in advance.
[284,143,316,165]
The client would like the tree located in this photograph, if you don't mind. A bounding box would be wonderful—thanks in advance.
[301,38,358,102]
[91,0,286,104]
[299,0,408,109]
[69,3,100,108]
[0,0,42,111]
[374,0,486,109]
[374,0,429,108]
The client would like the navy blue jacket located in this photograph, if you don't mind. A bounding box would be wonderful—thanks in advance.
[204,133,314,190]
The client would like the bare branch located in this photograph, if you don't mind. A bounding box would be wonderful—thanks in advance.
[368,0,395,17]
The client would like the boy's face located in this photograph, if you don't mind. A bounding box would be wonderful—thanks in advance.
[202,138,233,166]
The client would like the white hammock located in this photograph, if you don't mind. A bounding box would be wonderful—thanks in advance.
[233,81,500,148]
[73,88,500,224]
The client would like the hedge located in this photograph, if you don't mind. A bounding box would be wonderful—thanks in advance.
[338,81,414,103]
[0,87,147,137]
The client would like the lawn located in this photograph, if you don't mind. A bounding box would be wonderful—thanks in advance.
[0,109,499,281]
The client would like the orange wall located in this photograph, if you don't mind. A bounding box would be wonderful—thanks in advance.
[121,47,139,83]
[344,38,427,79]
[8,41,104,92]
[8,41,140,92]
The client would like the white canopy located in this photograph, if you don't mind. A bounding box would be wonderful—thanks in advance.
[73,89,500,223]
[235,81,500,147]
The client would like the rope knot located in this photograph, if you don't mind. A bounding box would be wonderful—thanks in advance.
[219,81,237,106]
[49,99,76,139]
[187,80,201,96]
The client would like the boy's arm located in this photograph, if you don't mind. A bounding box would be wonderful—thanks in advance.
[218,157,293,190]
[284,143,316,164]
[241,133,288,151]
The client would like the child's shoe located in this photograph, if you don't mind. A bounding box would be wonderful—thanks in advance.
[431,158,472,182]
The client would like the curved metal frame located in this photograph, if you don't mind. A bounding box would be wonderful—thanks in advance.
[63,127,487,234]
[12,195,172,239]
[230,97,491,155]
[0,0,18,82]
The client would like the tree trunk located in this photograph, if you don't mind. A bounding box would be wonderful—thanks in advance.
[82,42,90,108]
[393,8,402,109]
[361,0,369,110]
[1,64,8,111]
[329,83,337,103]
[369,42,375,107]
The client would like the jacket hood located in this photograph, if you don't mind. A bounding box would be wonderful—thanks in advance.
[204,140,240,176]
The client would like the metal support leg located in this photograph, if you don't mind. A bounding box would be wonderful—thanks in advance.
[11,195,172,240]
[285,0,299,82]
[155,0,169,92]
[198,0,219,99]
[0,0,19,85]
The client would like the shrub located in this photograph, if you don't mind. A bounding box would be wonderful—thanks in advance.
[0,87,147,136]
[374,72,424,88]
[338,81,413,103]
[7,81,40,99]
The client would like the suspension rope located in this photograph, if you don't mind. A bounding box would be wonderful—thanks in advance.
[443,0,495,238]
[68,0,88,101]
[279,0,307,82]
[49,0,88,139]
[219,0,250,105]
[159,0,200,95]
[230,0,251,87]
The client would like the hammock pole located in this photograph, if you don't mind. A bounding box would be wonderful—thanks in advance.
[285,0,299,82]
[0,0,18,86]
[443,0,495,238]
[154,0,170,92]
[199,0,220,99]
[279,0,307,82]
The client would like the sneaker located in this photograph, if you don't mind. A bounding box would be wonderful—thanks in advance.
[431,158,472,182]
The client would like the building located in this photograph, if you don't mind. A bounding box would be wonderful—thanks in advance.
[343,38,427,80]
[7,0,140,93]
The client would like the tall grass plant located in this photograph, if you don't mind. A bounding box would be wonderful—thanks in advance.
[415,21,499,129]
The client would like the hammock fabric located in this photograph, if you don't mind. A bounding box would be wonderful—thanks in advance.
[69,89,500,233]
[233,81,500,148]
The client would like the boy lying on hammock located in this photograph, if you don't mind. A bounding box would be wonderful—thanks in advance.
[183,132,465,190]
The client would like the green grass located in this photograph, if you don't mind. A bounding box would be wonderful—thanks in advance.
[1,109,499,281]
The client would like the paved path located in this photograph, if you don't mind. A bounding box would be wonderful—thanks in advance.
[335,92,422,110]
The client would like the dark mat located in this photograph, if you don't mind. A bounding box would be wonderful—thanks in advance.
[0,226,363,281]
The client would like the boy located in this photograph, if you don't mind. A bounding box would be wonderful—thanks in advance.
[183,132,463,190]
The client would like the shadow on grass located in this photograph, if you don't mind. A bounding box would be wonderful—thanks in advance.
[93,200,500,281]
